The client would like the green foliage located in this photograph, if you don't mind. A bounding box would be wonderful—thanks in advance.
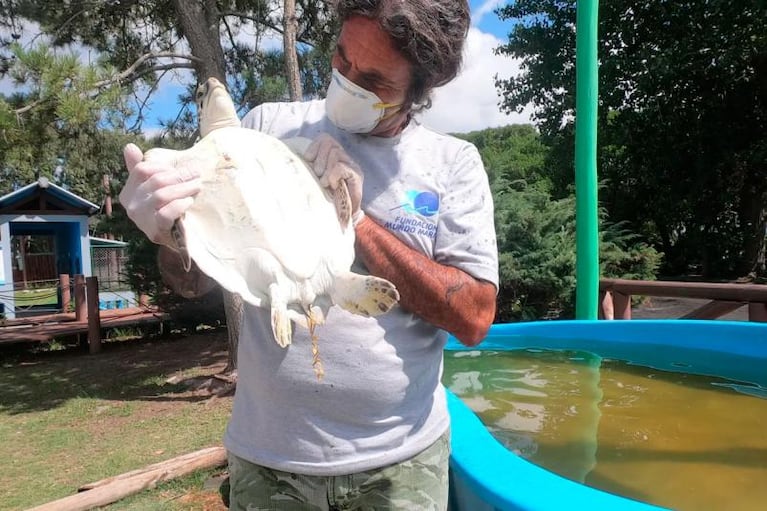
[494,182,576,320]
[0,42,136,200]
[495,0,767,278]
[461,124,551,191]
[465,126,661,321]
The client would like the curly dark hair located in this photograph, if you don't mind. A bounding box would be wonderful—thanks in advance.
[333,0,470,111]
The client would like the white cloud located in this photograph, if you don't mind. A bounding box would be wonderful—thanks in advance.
[416,27,533,134]
[472,0,506,28]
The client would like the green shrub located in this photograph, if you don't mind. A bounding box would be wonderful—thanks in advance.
[493,179,661,321]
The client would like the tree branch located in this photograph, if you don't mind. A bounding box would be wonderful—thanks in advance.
[221,11,283,35]
[13,56,196,116]
[94,51,201,89]
[13,98,45,116]
[220,10,318,49]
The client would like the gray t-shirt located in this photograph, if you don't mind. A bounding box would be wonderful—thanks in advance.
[223,99,498,475]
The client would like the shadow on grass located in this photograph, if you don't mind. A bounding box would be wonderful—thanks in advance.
[0,329,230,415]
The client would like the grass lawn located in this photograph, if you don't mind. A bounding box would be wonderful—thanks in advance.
[13,287,59,307]
[0,331,233,510]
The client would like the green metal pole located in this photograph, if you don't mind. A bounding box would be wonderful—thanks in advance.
[574,0,600,319]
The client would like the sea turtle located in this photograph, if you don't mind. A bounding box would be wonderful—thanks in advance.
[143,77,400,355]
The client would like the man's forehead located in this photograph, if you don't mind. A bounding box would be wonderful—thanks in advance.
[336,16,411,87]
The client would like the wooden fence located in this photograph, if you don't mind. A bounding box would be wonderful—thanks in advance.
[599,278,767,322]
[1,274,159,350]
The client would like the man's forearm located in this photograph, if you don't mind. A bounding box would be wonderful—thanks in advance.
[354,216,496,346]
[157,245,217,298]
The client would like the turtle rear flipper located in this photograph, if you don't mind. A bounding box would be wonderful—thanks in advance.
[331,273,399,317]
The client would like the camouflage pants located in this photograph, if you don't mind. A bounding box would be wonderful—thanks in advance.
[227,431,450,511]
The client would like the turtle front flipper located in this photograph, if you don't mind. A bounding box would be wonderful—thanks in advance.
[171,219,192,272]
[330,272,399,317]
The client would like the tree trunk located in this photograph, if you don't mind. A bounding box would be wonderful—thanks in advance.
[283,0,303,101]
[171,0,227,83]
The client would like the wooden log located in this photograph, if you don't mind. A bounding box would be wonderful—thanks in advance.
[78,446,226,491]
[27,446,227,511]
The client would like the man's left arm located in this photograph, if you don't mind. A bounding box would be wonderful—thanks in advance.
[354,216,497,347]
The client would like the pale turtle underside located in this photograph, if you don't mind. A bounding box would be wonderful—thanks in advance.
[143,77,400,355]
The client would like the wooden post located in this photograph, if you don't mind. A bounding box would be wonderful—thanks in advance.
[60,274,71,313]
[748,302,767,322]
[74,274,86,321]
[139,294,150,308]
[86,276,102,354]
[613,291,632,319]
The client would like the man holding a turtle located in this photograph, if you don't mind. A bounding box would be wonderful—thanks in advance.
[120,1,498,509]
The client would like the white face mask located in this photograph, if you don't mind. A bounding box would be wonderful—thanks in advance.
[325,68,401,133]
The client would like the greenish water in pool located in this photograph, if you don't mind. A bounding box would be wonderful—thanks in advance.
[443,349,767,511]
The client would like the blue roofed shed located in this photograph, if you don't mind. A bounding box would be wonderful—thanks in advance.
[0,178,104,318]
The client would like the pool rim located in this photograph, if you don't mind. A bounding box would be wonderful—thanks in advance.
[445,319,767,511]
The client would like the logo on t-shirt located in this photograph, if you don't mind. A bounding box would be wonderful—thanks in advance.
[383,190,439,239]
[392,190,440,217]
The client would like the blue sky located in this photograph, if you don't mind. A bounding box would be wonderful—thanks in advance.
[471,0,513,36]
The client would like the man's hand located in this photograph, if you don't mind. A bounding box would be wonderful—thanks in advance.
[119,143,201,247]
[303,134,364,225]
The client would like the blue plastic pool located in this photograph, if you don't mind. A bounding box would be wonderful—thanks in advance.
[445,319,767,511]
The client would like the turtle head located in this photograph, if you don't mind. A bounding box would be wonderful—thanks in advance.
[196,77,241,137]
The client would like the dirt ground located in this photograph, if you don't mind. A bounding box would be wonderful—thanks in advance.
[630,296,748,321]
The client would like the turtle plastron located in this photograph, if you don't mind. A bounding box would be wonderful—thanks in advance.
[148,77,400,378]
